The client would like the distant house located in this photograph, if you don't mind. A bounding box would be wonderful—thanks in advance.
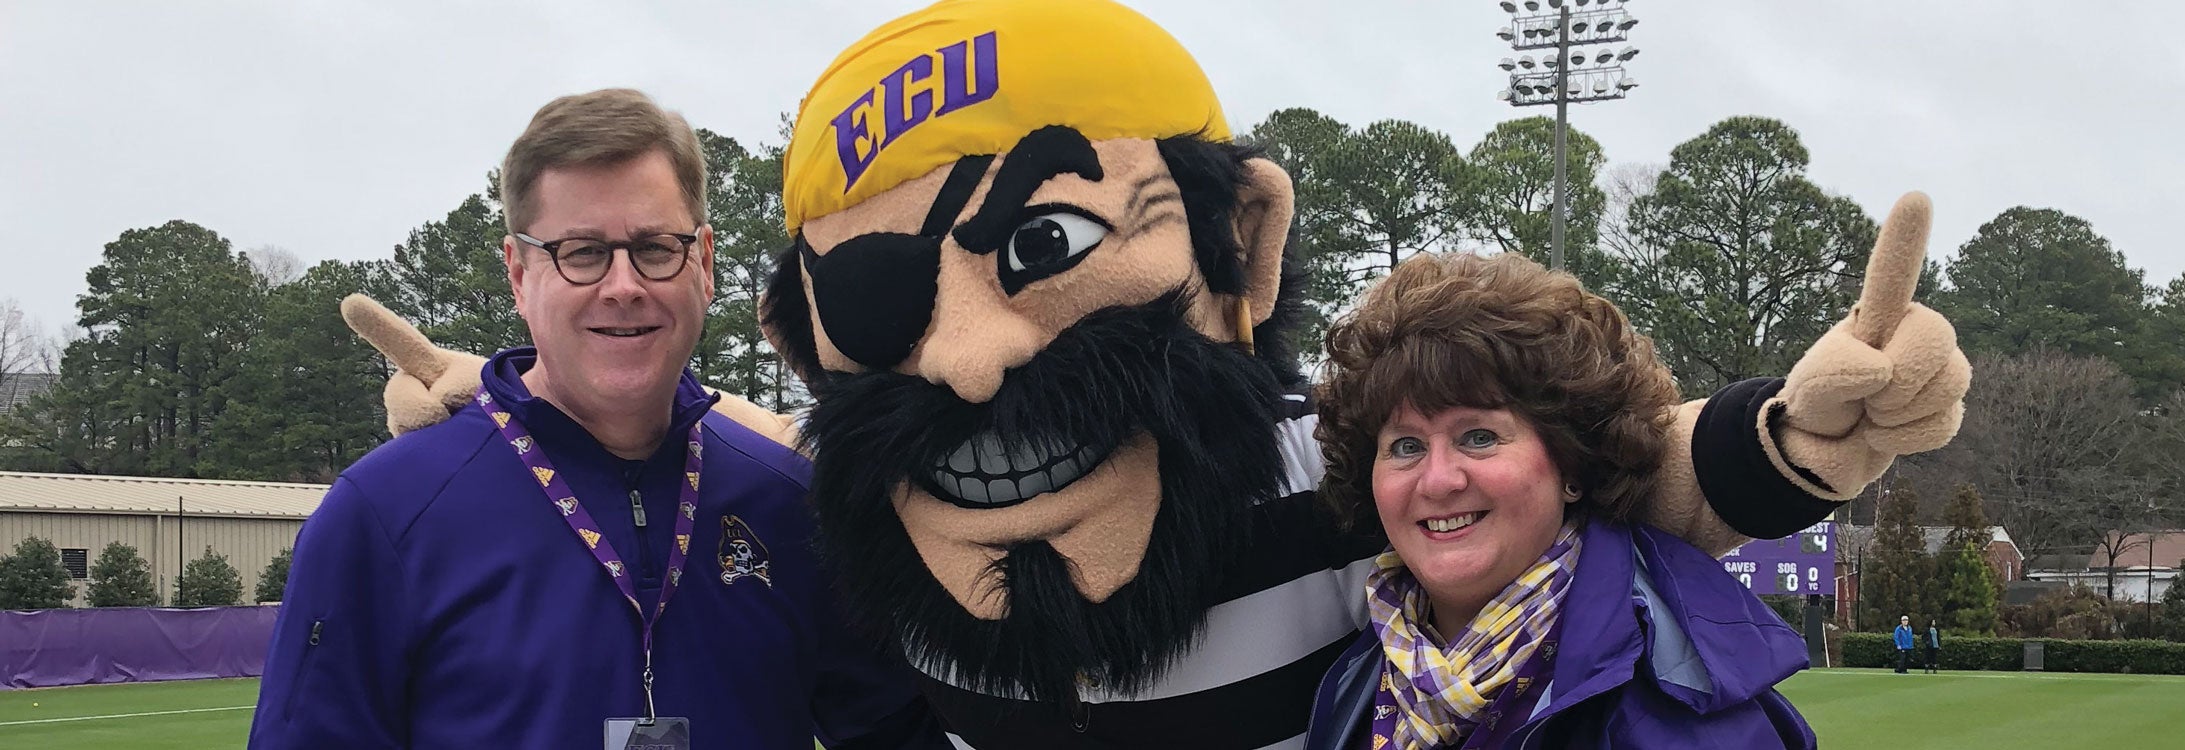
[2025,531,2185,603]
[1834,525,2025,623]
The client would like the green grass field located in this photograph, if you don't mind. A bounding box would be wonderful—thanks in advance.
[0,677,259,748]
[1780,668,2185,749]
[3,669,2181,748]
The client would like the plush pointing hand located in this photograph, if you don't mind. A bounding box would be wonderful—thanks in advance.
[341,294,486,437]
[1766,192,1972,501]
[338,294,803,447]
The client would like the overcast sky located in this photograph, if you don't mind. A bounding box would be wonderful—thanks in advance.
[3,1,2179,341]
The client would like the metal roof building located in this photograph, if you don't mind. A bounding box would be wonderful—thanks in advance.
[0,471,329,606]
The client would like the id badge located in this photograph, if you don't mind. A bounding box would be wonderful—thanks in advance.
[604,717,690,750]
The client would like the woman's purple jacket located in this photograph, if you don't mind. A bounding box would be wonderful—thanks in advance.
[1303,520,1818,749]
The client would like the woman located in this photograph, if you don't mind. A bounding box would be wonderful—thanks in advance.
[1305,252,1815,749]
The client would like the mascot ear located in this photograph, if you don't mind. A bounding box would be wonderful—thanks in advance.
[1233,157,1294,331]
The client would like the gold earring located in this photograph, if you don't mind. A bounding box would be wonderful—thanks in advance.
[1235,296,1256,356]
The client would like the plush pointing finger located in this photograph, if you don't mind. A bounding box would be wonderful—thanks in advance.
[1850,191,1932,348]
[341,294,448,385]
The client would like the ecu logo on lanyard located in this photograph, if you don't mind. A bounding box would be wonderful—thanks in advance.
[718,515,773,588]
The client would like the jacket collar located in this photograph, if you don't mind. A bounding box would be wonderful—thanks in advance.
[1627,522,1810,712]
[1304,632,1381,750]
[480,347,721,469]
[1534,521,1810,721]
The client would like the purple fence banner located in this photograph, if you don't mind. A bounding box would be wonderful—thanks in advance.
[1721,520,1836,596]
[2,605,279,689]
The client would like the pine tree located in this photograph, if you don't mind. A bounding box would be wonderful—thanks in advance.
[1937,484,2001,634]
[0,536,75,610]
[87,541,158,607]
[1862,488,1931,631]
[255,547,292,603]
[174,546,243,607]
[2159,561,2185,642]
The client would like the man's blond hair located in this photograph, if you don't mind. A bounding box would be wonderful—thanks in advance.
[501,88,707,233]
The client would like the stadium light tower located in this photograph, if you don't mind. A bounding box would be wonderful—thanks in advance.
[1497,0,1639,271]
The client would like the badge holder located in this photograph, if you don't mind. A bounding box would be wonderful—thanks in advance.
[605,716,690,750]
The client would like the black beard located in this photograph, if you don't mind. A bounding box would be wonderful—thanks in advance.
[799,289,1287,703]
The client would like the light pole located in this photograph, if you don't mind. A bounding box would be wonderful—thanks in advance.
[1496,0,1639,271]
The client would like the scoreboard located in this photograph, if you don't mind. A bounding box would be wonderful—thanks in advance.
[1721,521,1835,596]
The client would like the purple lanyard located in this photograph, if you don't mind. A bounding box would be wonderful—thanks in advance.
[476,386,699,720]
[1369,633,1560,750]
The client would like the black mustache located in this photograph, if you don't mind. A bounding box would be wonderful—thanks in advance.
[801,287,1218,508]
[798,288,1291,702]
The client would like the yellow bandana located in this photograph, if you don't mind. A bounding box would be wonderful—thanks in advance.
[781,0,1231,235]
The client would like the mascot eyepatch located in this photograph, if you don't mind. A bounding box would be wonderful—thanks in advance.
[339,1,1969,746]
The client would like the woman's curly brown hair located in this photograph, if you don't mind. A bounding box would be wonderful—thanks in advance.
[1312,252,1682,533]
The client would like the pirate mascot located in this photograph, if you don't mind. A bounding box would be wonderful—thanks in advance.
[340,1,1970,747]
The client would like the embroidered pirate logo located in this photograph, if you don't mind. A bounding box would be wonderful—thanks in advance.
[477,392,494,405]
[681,501,695,521]
[689,440,702,459]
[718,515,772,588]
[555,497,578,516]
[605,560,625,577]
[512,436,534,454]
[669,568,683,586]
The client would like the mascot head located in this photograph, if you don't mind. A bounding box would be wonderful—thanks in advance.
[762,0,1308,701]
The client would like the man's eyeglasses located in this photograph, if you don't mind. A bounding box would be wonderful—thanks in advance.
[513,231,701,285]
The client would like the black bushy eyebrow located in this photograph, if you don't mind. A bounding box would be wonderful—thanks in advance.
[950,125,1104,254]
[921,154,995,238]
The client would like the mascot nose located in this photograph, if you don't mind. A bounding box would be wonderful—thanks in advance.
[802,232,939,372]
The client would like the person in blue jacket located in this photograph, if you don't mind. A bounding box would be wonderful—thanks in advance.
[247,88,946,750]
[1894,615,1918,674]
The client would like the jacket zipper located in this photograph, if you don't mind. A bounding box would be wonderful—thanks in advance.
[281,620,324,720]
[625,464,656,583]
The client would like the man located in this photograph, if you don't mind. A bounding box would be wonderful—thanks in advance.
[1927,619,1943,673]
[1895,615,1917,673]
[249,89,943,750]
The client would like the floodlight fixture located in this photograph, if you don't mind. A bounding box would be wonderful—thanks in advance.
[1495,0,1639,272]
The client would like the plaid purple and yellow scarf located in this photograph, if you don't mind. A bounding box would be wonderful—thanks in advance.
[1366,520,1584,749]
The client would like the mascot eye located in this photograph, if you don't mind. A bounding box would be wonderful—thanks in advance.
[1005,211,1107,273]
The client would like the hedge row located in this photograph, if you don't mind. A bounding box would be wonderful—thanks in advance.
[1838,631,2185,674]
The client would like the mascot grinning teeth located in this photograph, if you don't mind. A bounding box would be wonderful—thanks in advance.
[341,0,1970,746]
